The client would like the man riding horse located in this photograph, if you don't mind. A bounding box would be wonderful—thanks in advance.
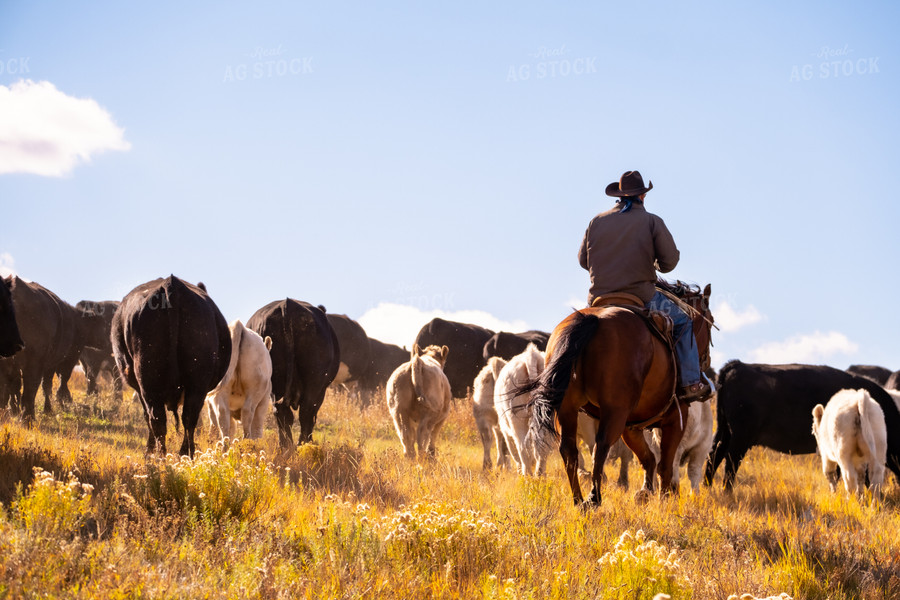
[578,170,711,403]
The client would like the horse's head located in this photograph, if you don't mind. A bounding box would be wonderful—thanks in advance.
[692,284,714,372]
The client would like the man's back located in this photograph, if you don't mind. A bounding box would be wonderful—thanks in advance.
[578,202,679,305]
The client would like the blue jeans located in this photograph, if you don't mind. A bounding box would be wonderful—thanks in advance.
[647,291,701,387]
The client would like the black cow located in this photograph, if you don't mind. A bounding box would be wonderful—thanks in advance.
[705,360,900,491]
[0,276,75,420]
[0,277,24,358]
[414,318,495,398]
[482,330,550,362]
[325,313,371,395]
[48,301,92,406]
[357,337,409,405]
[247,299,339,447]
[111,276,231,457]
[846,364,892,386]
[76,300,122,400]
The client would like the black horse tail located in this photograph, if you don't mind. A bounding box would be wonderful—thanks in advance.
[529,310,602,442]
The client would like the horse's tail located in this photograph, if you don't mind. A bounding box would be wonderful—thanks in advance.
[528,310,602,443]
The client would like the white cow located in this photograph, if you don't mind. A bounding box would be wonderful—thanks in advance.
[472,356,510,470]
[205,320,273,441]
[812,388,887,497]
[386,344,452,459]
[494,344,553,476]
[646,400,714,493]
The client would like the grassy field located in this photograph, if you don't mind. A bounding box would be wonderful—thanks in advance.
[1,373,898,600]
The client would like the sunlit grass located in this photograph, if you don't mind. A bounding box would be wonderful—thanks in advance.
[0,378,898,598]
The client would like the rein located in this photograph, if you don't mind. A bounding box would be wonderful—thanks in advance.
[655,286,718,332]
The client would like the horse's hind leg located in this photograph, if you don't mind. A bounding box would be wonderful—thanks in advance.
[557,404,584,505]
[587,423,623,506]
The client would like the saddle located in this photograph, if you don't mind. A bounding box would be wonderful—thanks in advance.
[590,293,674,351]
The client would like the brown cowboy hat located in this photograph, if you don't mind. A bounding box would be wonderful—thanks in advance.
[605,170,653,197]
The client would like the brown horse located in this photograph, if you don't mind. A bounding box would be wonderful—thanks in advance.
[528,281,714,506]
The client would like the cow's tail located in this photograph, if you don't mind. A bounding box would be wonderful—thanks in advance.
[279,300,295,405]
[528,311,601,443]
[411,345,428,404]
[217,321,243,393]
[858,391,880,470]
[164,277,182,429]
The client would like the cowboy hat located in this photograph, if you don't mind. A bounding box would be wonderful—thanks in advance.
[605,170,653,197]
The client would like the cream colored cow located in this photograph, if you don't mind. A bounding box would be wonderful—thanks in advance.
[812,388,887,497]
[205,320,273,441]
[386,344,452,459]
[472,356,510,470]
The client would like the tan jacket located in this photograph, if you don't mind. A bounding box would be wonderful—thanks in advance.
[578,202,679,305]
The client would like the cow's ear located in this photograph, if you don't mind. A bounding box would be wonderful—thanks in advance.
[812,404,825,425]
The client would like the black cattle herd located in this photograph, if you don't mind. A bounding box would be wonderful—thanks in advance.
[1,274,899,492]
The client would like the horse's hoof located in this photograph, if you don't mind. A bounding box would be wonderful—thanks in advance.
[634,489,652,505]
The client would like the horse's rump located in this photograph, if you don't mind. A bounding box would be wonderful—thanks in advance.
[532,307,674,438]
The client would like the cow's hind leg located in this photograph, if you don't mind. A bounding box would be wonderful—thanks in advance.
[475,413,494,470]
[19,367,42,424]
[704,420,731,487]
[427,406,449,457]
[416,414,435,459]
[138,392,169,455]
[655,419,687,496]
[721,444,750,492]
[623,428,657,502]
[296,383,327,444]
[178,390,206,458]
[41,373,54,415]
[615,441,632,488]
[274,398,295,449]
[248,392,272,440]
[819,455,839,492]
[495,429,510,469]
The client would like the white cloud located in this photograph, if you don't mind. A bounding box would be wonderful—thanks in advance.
[713,300,764,333]
[0,253,16,278]
[357,302,530,349]
[749,331,859,365]
[0,79,131,177]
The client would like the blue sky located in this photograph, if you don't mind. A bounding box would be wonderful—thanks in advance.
[1,1,898,372]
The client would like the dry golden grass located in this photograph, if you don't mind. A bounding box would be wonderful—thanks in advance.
[0,376,899,599]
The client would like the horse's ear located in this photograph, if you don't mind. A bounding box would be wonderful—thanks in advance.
[265,336,273,351]
[441,345,450,362]
[703,283,711,299]
[412,344,421,359]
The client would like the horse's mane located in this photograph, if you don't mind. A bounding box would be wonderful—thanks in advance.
[656,277,701,298]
